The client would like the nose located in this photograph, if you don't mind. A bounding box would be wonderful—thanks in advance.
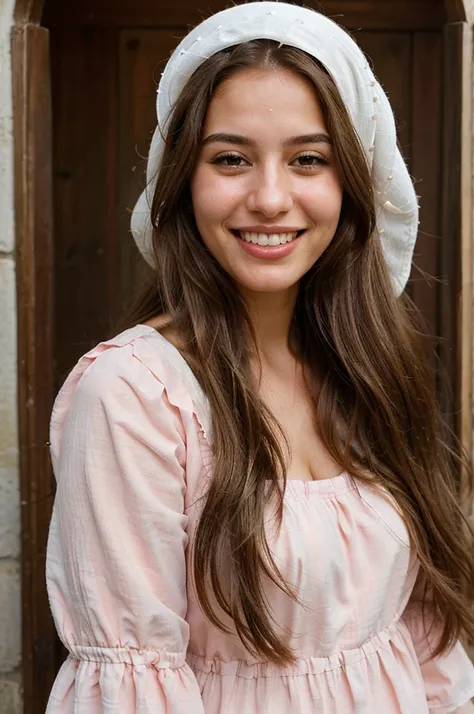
[246,163,293,217]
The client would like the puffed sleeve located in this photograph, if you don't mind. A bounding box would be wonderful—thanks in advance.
[401,565,474,714]
[45,344,205,713]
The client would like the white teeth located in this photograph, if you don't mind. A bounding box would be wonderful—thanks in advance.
[238,231,299,245]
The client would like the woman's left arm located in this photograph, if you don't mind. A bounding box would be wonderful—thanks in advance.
[401,566,474,713]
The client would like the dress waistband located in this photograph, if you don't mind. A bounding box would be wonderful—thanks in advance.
[187,618,410,679]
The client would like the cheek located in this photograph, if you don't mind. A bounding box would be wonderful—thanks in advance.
[301,175,343,224]
[191,168,243,226]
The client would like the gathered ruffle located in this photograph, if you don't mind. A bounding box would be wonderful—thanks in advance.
[188,620,430,713]
[188,619,406,679]
[46,647,204,714]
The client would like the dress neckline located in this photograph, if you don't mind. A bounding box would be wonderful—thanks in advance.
[283,471,357,497]
[136,324,357,496]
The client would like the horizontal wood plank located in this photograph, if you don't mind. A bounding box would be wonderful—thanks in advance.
[43,0,446,31]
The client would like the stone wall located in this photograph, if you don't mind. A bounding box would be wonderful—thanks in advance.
[0,0,22,712]
[0,2,472,714]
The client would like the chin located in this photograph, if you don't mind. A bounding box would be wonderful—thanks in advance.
[234,276,301,295]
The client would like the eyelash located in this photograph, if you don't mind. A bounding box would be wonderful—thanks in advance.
[211,152,329,170]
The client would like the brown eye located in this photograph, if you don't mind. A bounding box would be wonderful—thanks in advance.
[212,153,249,168]
[292,153,329,168]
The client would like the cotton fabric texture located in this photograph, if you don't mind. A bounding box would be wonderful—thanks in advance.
[45,324,474,713]
[130,1,419,296]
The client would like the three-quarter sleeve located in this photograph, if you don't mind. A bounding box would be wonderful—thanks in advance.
[401,566,474,714]
[46,344,205,713]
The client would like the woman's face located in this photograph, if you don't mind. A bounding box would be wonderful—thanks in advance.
[190,66,344,298]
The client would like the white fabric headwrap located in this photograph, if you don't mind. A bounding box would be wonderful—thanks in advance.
[131,1,419,296]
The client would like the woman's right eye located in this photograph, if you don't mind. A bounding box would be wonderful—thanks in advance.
[211,153,249,168]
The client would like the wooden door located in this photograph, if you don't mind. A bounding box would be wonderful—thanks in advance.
[43,0,447,387]
[37,0,459,705]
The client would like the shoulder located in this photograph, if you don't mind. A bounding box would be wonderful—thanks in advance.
[54,325,169,408]
[56,324,197,405]
[50,324,212,458]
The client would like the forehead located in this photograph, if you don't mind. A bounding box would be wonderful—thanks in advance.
[203,66,328,134]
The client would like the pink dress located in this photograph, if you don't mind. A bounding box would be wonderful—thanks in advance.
[45,324,474,714]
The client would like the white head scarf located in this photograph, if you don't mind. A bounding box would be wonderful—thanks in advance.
[131,1,418,296]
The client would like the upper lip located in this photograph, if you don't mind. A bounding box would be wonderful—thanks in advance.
[232,226,305,234]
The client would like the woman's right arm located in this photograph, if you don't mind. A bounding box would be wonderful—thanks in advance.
[45,346,205,713]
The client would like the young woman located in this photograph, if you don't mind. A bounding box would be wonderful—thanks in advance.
[45,3,474,713]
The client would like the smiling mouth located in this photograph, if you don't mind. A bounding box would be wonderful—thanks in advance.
[231,230,305,246]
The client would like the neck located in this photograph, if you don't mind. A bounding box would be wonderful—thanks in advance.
[240,284,300,366]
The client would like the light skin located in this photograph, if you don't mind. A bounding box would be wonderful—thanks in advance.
[190,66,343,369]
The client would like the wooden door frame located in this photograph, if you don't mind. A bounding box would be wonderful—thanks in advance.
[11,0,473,711]
[444,17,474,515]
[12,0,56,708]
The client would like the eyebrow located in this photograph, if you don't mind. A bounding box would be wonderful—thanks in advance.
[201,132,332,148]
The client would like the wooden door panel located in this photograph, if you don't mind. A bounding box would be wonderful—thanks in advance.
[410,33,443,358]
[359,31,443,363]
[118,29,183,308]
[50,28,119,383]
[357,32,412,160]
[50,24,444,373]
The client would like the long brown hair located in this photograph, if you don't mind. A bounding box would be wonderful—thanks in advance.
[121,40,474,665]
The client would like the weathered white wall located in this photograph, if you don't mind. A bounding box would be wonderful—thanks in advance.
[466,0,474,22]
[0,0,22,712]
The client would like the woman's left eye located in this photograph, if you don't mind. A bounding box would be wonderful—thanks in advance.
[292,154,328,168]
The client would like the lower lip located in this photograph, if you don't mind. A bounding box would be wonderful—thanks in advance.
[234,233,302,259]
